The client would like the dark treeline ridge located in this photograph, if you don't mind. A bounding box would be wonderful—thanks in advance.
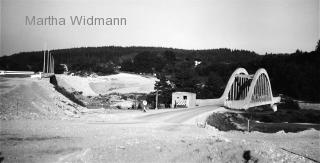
[0,43,319,103]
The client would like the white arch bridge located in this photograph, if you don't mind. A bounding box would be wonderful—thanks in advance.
[215,68,280,111]
[137,68,280,125]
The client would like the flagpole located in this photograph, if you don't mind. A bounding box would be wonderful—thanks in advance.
[43,50,46,73]
[47,50,49,73]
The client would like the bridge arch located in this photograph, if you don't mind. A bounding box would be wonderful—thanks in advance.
[219,68,280,111]
[220,68,249,102]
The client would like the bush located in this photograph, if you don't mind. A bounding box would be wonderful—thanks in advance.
[206,113,239,131]
[243,109,320,124]
[278,96,300,110]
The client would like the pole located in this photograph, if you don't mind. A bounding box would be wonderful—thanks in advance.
[247,111,253,132]
[43,50,46,73]
[50,52,52,73]
[49,53,51,73]
[52,54,54,73]
[43,43,47,73]
[46,51,49,73]
[155,90,158,110]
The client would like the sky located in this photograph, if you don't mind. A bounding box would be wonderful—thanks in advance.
[0,0,319,56]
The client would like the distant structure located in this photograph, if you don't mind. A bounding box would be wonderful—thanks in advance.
[1,70,34,76]
[41,50,55,78]
[194,60,202,67]
[43,50,54,73]
[219,68,280,111]
[172,92,196,108]
[60,64,69,73]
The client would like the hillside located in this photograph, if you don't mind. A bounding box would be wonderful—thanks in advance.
[0,46,259,73]
[0,45,319,102]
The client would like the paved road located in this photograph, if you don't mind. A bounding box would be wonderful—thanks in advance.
[135,105,222,124]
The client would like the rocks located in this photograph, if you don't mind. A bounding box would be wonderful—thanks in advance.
[111,100,134,109]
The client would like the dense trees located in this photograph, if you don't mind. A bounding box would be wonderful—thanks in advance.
[197,72,225,99]
[154,73,174,107]
[257,51,320,101]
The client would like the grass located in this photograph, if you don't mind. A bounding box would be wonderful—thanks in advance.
[242,109,320,124]
[242,98,320,124]
[248,122,320,133]
[206,113,239,131]
[206,111,320,133]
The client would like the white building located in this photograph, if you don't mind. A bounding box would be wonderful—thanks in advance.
[172,92,196,108]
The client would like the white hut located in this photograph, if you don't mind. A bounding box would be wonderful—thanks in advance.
[172,92,196,108]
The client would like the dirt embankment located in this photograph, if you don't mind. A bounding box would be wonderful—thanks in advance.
[206,111,320,133]
[0,77,85,120]
[55,73,159,110]
[55,73,158,96]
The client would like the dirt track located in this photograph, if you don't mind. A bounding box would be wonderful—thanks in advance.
[1,107,319,163]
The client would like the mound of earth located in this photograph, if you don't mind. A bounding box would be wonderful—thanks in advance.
[55,74,100,96]
[0,77,85,120]
[56,73,158,96]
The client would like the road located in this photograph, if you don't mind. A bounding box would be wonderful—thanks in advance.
[135,105,221,124]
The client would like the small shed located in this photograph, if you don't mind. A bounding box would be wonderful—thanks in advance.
[172,92,196,108]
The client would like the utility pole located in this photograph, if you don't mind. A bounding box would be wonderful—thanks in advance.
[43,43,47,73]
[43,50,46,73]
[52,54,54,73]
[49,53,51,73]
[46,50,49,73]
[50,52,53,73]
[50,52,52,73]
[155,90,158,110]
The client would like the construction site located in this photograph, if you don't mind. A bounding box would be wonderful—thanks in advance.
[1,61,319,162]
[1,0,319,162]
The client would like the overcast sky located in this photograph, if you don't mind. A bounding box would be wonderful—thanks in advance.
[0,0,319,56]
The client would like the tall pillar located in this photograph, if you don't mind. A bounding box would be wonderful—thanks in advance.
[46,51,49,73]
[43,50,46,73]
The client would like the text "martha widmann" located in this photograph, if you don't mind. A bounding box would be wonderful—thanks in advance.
[25,16,127,26]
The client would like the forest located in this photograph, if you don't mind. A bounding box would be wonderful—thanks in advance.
[1,41,319,105]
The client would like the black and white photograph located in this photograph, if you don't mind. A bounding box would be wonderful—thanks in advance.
[0,0,319,162]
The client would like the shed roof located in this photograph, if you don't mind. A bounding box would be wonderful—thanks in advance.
[172,92,196,95]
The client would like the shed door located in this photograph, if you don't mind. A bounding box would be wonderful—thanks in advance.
[175,96,187,108]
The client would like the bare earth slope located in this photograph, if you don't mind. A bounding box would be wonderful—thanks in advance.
[56,73,158,96]
[0,77,85,120]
